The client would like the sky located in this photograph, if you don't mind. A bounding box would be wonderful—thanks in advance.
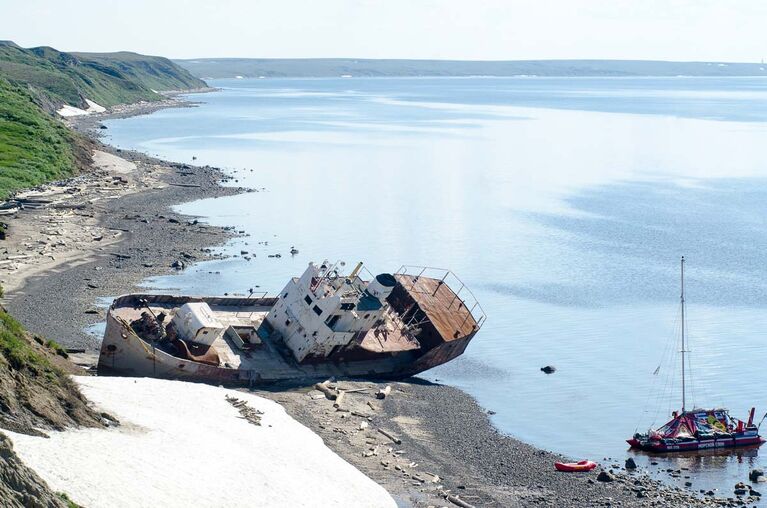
[1,0,766,62]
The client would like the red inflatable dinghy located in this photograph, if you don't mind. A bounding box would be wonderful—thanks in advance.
[554,460,597,472]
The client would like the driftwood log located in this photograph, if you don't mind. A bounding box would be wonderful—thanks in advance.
[445,494,476,508]
[333,390,346,408]
[377,428,402,445]
[314,380,337,400]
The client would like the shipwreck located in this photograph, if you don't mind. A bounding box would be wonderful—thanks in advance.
[98,261,485,384]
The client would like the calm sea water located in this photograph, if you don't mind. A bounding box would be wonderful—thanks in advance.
[103,77,767,499]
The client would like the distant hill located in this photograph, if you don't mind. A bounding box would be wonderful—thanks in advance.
[175,58,767,79]
[0,41,207,110]
[0,41,207,199]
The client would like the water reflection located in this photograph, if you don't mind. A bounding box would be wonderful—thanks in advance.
[103,77,767,502]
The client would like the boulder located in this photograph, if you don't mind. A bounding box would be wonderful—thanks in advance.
[625,457,637,470]
[750,469,765,482]
[597,471,614,482]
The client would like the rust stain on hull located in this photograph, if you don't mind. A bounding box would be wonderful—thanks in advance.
[97,265,485,386]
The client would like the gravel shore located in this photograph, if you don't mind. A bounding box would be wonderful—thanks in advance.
[3,97,241,349]
[4,154,237,349]
[258,380,732,508]
[0,95,753,507]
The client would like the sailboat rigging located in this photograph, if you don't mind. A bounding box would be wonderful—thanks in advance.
[627,257,765,453]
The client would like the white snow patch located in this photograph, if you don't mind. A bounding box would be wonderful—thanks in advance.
[56,105,90,117]
[84,99,106,113]
[7,377,396,508]
[57,99,106,117]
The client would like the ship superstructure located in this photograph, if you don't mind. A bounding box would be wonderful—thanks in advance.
[98,261,485,385]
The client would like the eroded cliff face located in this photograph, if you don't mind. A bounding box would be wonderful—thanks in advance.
[0,433,69,508]
[0,306,105,506]
[0,308,103,435]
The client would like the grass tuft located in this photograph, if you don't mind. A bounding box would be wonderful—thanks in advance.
[57,492,82,508]
[0,308,53,373]
[45,338,69,359]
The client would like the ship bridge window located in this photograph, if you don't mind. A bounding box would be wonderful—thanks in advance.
[325,314,341,330]
[313,305,323,316]
[340,302,355,311]
[304,295,313,305]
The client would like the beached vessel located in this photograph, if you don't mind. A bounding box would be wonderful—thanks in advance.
[98,261,485,385]
[627,257,765,453]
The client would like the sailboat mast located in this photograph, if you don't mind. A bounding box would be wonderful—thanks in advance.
[680,256,686,413]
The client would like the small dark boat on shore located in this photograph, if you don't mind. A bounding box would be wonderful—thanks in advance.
[628,257,765,453]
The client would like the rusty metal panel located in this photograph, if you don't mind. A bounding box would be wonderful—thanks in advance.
[394,275,478,342]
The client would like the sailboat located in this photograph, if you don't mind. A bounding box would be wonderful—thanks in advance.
[627,257,765,453]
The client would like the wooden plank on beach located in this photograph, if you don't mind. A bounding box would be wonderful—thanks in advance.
[445,494,475,508]
[377,428,402,445]
[333,390,346,408]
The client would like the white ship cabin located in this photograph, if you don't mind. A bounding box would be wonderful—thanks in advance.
[267,261,402,362]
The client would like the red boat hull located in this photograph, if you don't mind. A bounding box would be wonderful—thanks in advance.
[554,460,598,472]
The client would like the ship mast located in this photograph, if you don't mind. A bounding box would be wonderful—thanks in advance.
[680,256,686,413]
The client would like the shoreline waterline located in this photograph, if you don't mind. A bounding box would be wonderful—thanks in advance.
[76,83,756,504]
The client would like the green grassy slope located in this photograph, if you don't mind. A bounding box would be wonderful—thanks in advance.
[0,77,82,199]
[0,41,206,109]
[0,41,206,199]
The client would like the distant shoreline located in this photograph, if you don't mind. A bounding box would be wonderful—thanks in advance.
[176,58,767,79]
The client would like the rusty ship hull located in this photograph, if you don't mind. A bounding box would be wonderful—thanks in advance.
[98,267,484,386]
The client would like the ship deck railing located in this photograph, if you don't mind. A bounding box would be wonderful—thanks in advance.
[394,265,487,330]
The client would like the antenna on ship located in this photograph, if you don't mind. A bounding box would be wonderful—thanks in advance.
[680,255,687,413]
